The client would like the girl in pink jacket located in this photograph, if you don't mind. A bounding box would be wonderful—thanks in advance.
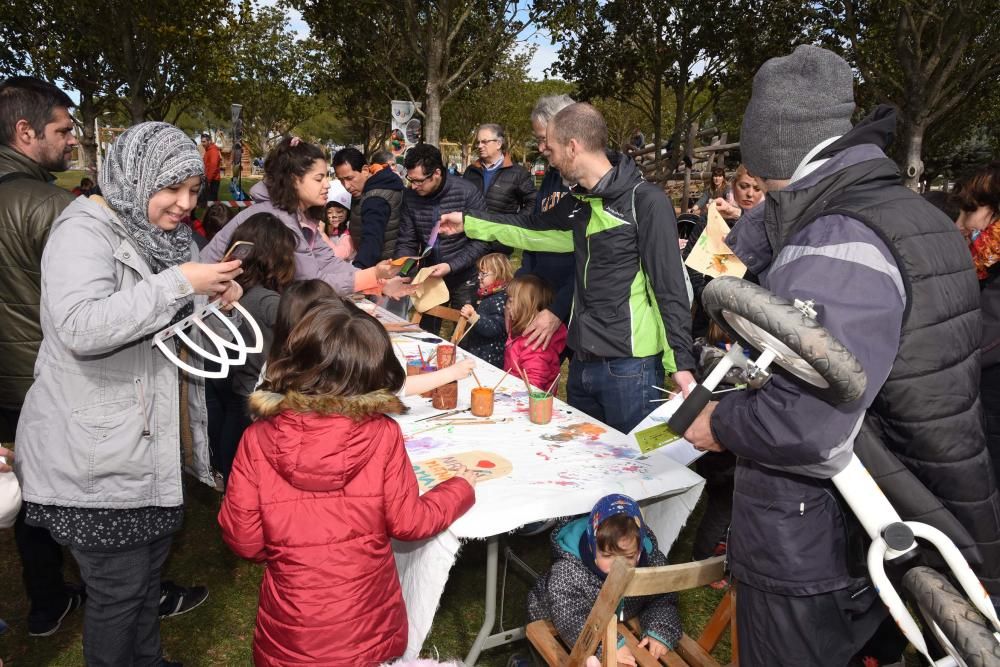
[504,275,567,391]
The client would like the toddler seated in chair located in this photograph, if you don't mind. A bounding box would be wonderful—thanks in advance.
[527,494,682,664]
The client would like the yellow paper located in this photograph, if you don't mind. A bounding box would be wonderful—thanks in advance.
[684,205,747,279]
[411,268,450,312]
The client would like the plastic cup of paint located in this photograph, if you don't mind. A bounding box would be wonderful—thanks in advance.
[419,364,437,397]
[528,391,553,425]
[436,343,456,368]
[406,358,423,376]
[432,381,458,410]
[470,387,495,417]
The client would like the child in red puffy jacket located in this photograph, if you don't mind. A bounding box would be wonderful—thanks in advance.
[219,299,477,666]
[504,275,568,391]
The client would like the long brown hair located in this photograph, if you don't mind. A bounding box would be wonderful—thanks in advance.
[506,275,554,337]
[231,213,297,293]
[263,137,326,216]
[269,280,338,361]
[263,298,405,397]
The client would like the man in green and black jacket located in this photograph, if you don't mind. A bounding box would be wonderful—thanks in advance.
[440,102,695,433]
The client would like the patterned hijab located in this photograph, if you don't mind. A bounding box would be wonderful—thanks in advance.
[99,122,203,272]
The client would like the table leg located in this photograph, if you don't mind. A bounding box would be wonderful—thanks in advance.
[464,536,528,664]
[465,536,499,665]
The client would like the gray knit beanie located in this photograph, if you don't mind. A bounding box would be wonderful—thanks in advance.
[740,45,855,180]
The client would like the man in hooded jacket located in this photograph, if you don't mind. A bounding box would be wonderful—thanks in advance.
[684,45,1000,666]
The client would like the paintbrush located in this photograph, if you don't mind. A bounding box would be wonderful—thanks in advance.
[513,361,532,393]
[412,408,470,422]
[417,346,425,365]
[544,376,559,397]
[471,370,483,388]
[491,369,510,391]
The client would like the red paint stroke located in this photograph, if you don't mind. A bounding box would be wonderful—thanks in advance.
[476,459,495,469]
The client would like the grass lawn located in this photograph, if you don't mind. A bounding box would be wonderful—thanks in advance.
[53,171,259,205]
[0,475,726,666]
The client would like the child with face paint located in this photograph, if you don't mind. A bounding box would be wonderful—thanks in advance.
[526,494,683,664]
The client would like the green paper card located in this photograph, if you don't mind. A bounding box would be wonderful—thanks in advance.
[634,422,682,454]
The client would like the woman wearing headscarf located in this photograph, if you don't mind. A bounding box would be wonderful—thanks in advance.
[14,122,242,665]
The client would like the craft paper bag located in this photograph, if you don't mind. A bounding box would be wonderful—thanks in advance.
[411,267,450,313]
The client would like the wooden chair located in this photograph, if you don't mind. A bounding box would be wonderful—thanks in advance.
[410,305,468,344]
[527,555,737,667]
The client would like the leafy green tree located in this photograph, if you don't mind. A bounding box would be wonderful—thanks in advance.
[296,0,528,146]
[824,0,1000,188]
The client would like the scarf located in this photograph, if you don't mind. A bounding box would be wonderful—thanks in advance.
[99,122,203,274]
[579,494,649,581]
[476,280,507,299]
[970,219,1000,280]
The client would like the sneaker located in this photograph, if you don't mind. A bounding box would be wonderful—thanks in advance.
[28,585,85,637]
[158,581,209,619]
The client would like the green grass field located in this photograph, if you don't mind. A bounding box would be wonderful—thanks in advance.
[0,477,726,666]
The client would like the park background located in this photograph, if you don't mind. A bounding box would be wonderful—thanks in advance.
[2,0,999,664]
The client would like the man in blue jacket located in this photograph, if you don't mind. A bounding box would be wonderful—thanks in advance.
[684,45,1000,665]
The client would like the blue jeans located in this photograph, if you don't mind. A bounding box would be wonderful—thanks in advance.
[566,354,664,433]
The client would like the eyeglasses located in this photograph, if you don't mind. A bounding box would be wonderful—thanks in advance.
[477,270,493,279]
[476,138,500,146]
[406,173,435,185]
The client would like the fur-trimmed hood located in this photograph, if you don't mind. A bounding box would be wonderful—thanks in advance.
[246,389,408,492]
[249,388,407,420]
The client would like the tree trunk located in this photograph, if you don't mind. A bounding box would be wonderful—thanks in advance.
[76,93,99,174]
[424,83,442,147]
[128,94,147,124]
[651,74,662,160]
[900,117,927,191]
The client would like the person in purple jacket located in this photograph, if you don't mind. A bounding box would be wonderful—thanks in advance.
[684,45,1000,666]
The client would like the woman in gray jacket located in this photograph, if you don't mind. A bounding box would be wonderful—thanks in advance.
[15,122,242,666]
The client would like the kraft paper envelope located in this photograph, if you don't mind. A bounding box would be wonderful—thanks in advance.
[411,267,450,313]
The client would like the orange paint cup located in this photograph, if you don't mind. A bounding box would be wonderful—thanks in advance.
[529,392,553,425]
[470,387,495,417]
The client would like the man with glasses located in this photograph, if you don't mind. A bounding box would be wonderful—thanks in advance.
[463,123,535,216]
[395,143,488,334]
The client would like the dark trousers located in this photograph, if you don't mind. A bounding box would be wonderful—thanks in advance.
[566,354,664,433]
[736,580,887,667]
[72,535,172,667]
[3,405,71,622]
[217,388,252,485]
[692,451,736,560]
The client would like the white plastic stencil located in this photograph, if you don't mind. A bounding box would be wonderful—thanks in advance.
[153,301,263,379]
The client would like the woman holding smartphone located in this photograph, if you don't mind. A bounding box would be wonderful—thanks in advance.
[204,137,414,300]
[15,122,242,665]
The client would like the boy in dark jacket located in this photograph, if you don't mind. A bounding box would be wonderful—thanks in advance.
[527,494,682,663]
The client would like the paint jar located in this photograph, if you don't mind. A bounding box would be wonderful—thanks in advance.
[432,381,458,410]
[419,365,437,397]
[529,392,553,425]
[406,358,423,376]
[470,387,494,417]
[436,343,456,368]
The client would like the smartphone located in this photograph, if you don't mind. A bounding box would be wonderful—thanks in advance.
[398,257,418,278]
[222,240,255,262]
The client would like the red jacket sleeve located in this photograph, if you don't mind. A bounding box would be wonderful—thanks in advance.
[218,429,267,562]
[204,146,221,181]
[506,335,561,391]
[382,422,475,541]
